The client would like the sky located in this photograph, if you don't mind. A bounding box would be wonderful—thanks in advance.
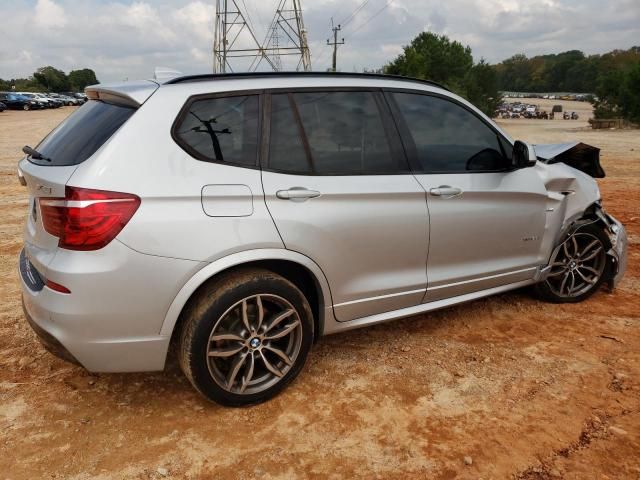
[1,0,639,83]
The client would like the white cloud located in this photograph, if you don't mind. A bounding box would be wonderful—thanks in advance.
[0,0,638,82]
[35,0,67,28]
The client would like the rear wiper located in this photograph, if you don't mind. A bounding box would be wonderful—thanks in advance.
[22,145,51,162]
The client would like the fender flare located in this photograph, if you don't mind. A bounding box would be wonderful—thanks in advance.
[159,249,334,336]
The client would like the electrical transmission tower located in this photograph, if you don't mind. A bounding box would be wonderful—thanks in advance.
[270,22,283,71]
[213,0,311,73]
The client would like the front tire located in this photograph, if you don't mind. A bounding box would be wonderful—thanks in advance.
[534,224,610,303]
[179,268,314,406]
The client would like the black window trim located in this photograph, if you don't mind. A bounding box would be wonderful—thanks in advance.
[383,88,516,175]
[262,86,411,177]
[171,90,264,170]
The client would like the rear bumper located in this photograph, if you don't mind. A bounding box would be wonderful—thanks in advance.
[22,296,80,366]
[19,240,202,372]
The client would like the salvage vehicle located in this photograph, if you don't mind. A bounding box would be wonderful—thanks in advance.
[17,72,627,406]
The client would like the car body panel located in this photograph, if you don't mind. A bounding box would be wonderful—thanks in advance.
[159,248,334,337]
[262,171,429,321]
[21,238,202,372]
[416,168,548,300]
[68,88,283,261]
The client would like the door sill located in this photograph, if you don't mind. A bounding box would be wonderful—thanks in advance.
[323,278,535,335]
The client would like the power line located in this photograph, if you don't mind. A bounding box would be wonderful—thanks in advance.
[348,0,393,37]
[340,0,374,28]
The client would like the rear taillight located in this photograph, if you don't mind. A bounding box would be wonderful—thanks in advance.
[39,186,140,251]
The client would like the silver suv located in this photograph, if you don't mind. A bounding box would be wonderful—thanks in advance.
[18,73,627,406]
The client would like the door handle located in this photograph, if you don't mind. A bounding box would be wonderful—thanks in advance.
[276,187,321,201]
[429,185,463,197]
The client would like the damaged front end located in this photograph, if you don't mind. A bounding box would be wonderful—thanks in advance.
[540,203,628,290]
[535,142,605,178]
[594,205,628,289]
[533,141,626,290]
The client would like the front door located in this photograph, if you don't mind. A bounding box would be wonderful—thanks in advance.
[262,90,429,321]
[387,91,547,301]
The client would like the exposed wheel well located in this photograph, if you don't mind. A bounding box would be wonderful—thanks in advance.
[170,260,323,349]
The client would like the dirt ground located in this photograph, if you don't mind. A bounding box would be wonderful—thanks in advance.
[0,100,638,480]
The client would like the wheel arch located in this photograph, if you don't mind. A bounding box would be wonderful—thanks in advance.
[160,249,333,341]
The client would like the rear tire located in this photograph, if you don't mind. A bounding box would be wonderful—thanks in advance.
[534,224,610,303]
[23,104,30,111]
[179,268,314,406]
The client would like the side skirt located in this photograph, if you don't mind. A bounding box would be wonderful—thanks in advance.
[322,278,535,335]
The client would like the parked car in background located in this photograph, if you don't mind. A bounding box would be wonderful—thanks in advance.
[0,101,6,112]
[16,93,49,109]
[27,93,54,108]
[31,93,62,108]
[61,92,87,104]
[0,92,39,110]
[17,72,627,407]
[45,93,69,107]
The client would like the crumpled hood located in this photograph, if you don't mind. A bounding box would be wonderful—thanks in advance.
[534,142,605,178]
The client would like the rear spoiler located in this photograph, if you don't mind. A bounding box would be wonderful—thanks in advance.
[535,142,605,178]
[85,79,159,108]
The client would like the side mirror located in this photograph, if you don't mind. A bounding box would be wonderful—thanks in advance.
[513,140,537,168]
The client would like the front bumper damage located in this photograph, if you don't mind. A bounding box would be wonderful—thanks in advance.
[597,209,628,289]
[538,205,627,290]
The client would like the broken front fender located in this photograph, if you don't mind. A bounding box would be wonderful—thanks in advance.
[535,142,605,178]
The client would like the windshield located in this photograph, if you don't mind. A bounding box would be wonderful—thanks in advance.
[31,100,136,166]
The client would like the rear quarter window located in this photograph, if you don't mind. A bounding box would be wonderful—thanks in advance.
[172,94,259,167]
[32,100,135,166]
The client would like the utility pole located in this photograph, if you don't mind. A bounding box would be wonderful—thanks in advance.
[326,22,344,72]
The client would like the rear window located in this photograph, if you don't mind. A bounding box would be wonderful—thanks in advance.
[32,100,135,166]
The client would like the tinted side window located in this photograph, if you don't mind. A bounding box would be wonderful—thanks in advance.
[269,91,404,175]
[269,94,311,174]
[175,95,259,166]
[391,93,510,173]
[33,100,135,166]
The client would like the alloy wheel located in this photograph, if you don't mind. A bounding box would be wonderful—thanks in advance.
[206,294,303,395]
[545,231,606,298]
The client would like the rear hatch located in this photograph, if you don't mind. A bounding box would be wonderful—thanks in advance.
[19,80,157,275]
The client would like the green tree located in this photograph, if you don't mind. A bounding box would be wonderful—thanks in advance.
[384,32,473,88]
[463,60,502,115]
[595,60,640,123]
[68,68,98,91]
[619,62,640,123]
[383,32,500,115]
[33,66,70,92]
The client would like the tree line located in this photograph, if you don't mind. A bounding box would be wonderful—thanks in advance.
[383,33,640,123]
[0,66,98,93]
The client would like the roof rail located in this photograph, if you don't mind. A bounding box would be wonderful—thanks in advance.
[165,71,450,92]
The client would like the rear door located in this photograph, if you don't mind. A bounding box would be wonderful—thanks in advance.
[387,91,547,301]
[262,90,429,322]
[19,100,136,274]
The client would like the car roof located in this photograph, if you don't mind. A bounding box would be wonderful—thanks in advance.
[165,71,450,92]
